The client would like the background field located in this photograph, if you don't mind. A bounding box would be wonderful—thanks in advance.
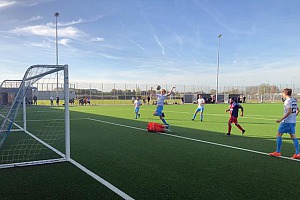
[1,103,300,199]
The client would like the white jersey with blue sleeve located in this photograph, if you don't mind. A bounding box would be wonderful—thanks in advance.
[134,100,142,108]
[283,97,298,123]
[198,98,205,108]
[156,94,167,106]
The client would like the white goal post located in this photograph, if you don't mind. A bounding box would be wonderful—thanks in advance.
[0,65,70,169]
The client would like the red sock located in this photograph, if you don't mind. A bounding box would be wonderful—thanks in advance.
[228,124,232,133]
[236,124,244,131]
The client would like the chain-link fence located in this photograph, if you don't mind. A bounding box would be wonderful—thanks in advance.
[71,82,300,105]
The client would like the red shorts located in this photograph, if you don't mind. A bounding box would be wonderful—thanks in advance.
[228,116,238,124]
[147,122,166,133]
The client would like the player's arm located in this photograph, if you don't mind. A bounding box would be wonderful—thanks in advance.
[167,86,176,96]
[296,107,299,116]
[276,108,292,123]
[239,105,244,116]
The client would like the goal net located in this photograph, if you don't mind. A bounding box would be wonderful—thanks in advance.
[0,65,70,169]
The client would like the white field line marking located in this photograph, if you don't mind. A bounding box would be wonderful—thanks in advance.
[86,117,300,162]
[0,115,133,200]
[70,158,134,200]
[10,118,133,200]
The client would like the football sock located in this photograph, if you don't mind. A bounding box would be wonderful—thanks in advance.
[228,124,232,133]
[293,138,299,154]
[236,124,244,131]
[192,113,196,119]
[200,114,203,121]
[161,118,167,125]
[276,137,282,153]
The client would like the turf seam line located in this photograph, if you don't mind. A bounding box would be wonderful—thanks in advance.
[86,117,300,162]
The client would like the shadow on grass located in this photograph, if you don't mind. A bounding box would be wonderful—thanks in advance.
[2,106,300,200]
[68,108,300,200]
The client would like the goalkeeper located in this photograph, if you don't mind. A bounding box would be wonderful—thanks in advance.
[151,86,175,129]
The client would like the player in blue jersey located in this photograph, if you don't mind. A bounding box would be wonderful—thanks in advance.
[134,97,142,119]
[225,97,245,136]
[192,94,205,122]
[151,86,175,129]
[269,88,300,159]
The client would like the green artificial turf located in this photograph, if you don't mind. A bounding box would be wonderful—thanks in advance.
[1,103,300,199]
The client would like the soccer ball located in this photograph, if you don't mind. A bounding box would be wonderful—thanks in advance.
[156,85,161,90]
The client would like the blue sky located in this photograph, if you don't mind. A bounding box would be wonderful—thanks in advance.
[0,0,299,88]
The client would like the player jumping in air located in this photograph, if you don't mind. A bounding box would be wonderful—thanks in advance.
[269,88,300,159]
[134,97,142,119]
[192,94,205,122]
[225,97,246,136]
[151,86,175,129]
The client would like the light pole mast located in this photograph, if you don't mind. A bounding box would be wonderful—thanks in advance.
[216,34,222,104]
[55,12,59,96]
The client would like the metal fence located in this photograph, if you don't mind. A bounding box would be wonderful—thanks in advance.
[71,82,300,105]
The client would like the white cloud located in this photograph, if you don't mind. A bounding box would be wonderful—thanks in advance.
[59,38,70,46]
[10,25,84,39]
[0,1,16,8]
[28,40,51,48]
[90,37,104,42]
[27,15,43,22]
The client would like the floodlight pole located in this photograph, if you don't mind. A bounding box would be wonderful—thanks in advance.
[216,34,222,104]
[55,12,59,96]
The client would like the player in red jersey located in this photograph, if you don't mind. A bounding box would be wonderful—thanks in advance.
[225,97,246,136]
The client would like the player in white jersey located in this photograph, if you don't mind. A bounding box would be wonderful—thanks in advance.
[192,94,205,122]
[269,88,300,159]
[134,97,142,119]
[151,86,175,129]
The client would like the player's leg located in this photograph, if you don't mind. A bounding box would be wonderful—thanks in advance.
[227,117,233,136]
[289,124,300,158]
[153,106,162,116]
[200,108,204,121]
[269,123,286,157]
[276,133,283,153]
[234,121,245,134]
[135,107,139,119]
[160,115,168,126]
[192,108,200,121]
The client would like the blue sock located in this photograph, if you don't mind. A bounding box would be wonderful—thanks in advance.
[276,137,282,153]
[200,114,203,121]
[293,138,299,154]
[192,113,196,119]
[161,118,167,125]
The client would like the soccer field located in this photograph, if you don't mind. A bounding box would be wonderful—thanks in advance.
[1,103,300,199]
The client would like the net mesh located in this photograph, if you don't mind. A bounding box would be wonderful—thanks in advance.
[0,65,68,166]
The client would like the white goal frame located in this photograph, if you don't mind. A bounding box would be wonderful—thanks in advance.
[0,65,70,169]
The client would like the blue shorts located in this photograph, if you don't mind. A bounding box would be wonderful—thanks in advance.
[155,106,163,116]
[195,107,204,113]
[278,123,296,134]
[135,107,140,113]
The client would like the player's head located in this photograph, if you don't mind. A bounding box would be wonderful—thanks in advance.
[230,97,236,104]
[161,89,166,94]
[282,88,292,98]
[136,97,139,100]
[198,94,202,98]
